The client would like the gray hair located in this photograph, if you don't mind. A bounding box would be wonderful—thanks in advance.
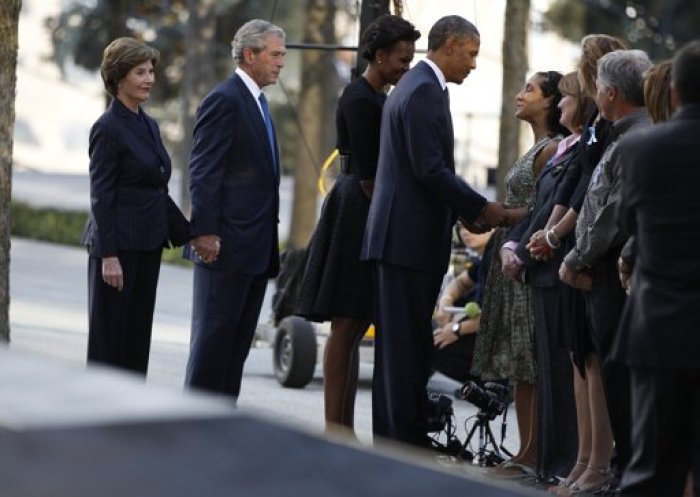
[231,19,286,63]
[427,15,479,51]
[597,49,652,106]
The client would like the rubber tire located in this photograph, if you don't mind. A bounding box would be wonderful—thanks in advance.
[273,316,317,388]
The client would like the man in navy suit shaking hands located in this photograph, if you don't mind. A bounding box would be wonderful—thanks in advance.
[185,20,285,401]
[362,15,507,446]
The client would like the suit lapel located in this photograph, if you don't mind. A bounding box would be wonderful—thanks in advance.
[232,75,277,177]
[112,99,169,170]
[417,62,455,172]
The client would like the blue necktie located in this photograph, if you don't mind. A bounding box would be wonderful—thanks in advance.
[258,93,277,173]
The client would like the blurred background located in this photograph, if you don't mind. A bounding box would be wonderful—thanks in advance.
[10,0,700,251]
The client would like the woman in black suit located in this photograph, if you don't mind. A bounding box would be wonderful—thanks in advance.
[82,37,189,374]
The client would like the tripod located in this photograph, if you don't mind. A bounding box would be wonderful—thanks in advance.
[459,410,511,467]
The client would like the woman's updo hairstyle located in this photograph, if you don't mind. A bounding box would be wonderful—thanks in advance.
[359,14,421,62]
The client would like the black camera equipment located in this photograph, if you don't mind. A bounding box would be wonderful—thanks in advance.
[457,381,513,467]
[461,381,508,421]
[426,392,463,456]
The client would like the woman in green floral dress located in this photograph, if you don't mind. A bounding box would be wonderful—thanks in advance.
[472,71,566,478]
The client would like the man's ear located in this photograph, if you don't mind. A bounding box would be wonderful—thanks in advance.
[443,35,456,55]
[242,47,255,65]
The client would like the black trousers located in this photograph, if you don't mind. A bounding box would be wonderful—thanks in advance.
[532,286,578,478]
[185,264,267,398]
[371,262,444,447]
[87,249,162,374]
[621,367,700,497]
[585,260,632,478]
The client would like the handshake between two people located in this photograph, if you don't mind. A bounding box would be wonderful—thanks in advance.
[460,201,510,234]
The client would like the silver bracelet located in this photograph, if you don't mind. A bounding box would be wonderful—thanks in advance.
[545,229,561,249]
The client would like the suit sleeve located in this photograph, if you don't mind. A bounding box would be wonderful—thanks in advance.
[402,83,487,222]
[189,91,236,237]
[88,120,119,257]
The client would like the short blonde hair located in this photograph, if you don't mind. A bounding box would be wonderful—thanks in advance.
[100,37,159,97]
[558,71,596,132]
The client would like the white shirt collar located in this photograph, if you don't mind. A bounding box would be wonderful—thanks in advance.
[235,67,265,116]
[421,59,447,91]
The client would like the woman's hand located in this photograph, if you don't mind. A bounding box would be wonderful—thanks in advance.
[527,230,552,260]
[102,256,124,291]
[501,247,523,281]
[433,326,459,349]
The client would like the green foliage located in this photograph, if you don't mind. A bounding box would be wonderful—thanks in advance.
[10,202,191,267]
[544,0,700,60]
[11,202,87,246]
[45,0,305,104]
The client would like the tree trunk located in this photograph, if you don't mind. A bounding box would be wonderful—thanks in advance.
[287,0,336,250]
[0,0,21,341]
[178,0,218,214]
[496,0,529,202]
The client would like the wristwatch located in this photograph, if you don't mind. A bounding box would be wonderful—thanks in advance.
[451,322,461,338]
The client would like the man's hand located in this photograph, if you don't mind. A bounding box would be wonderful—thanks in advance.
[477,201,508,229]
[572,272,593,291]
[559,262,579,288]
[191,234,221,263]
[102,256,123,291]
[618,257,632,294]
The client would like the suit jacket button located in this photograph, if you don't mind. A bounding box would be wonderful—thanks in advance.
[160,166,165,173]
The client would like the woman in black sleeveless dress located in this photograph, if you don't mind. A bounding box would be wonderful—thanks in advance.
[296,15,420,434]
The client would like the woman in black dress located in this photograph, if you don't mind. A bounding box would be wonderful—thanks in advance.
[296,15,420,434]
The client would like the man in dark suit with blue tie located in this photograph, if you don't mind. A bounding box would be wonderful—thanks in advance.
[185,19,285,400]
[361,16,507,447]
[616,39,700,497]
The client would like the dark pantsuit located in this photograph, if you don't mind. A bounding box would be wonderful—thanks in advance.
[532,286,578,478]
[186,265,268,398]
[372,262,444,447]
[621,367,700,497]
[585,259,631,477]
[87,249,162,374]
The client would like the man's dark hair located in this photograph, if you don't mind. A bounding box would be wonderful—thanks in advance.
[427,15,479,51]
[672,39,700,104]
[360,14,421,62]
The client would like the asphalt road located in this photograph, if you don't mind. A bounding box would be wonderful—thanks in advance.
[8,237,521,455]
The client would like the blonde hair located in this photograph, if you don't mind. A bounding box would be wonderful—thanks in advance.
[577,34,628,98]
[558,71,596,132]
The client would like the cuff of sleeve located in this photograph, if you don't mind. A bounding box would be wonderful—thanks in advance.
[564,250,587,272]
[502,241,519,252]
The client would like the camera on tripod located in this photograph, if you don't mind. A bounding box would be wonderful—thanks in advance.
[426,391,454,432]
[460,381,509,421]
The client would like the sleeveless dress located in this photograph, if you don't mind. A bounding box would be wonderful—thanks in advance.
[470,137,552,383]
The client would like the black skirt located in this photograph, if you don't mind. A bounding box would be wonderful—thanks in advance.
[556,233,594,377]
[295,174,373,322]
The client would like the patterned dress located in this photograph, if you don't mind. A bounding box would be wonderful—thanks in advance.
[471,137,552,383]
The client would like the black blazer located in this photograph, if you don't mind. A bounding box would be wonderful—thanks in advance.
[508,147,580,287]
[187,73,280,277]
[82,99,189,257]
[361,61,486,274]
[615,104,700,370]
